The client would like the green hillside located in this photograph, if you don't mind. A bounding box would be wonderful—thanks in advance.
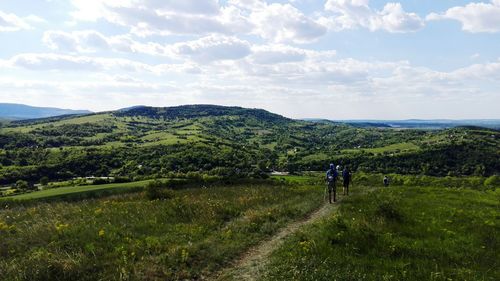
[0,105,499,188]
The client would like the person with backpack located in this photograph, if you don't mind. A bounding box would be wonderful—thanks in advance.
[383,176,389,187]
[342,166,351,196]
[326,164,338,203]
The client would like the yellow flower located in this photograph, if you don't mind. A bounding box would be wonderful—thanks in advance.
[99,229,105,237]
[181,249,189,263]
[55,222,69,232]
[94,208,103,215]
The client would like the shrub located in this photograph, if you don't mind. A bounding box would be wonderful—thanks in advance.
[145,180,175,200]
[92,178,111,185]
[376,200,404,222]
[39,176,49,186]
[484,175,500,188]
[15,180,29,190]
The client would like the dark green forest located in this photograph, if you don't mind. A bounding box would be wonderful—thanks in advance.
[0,105,499,186]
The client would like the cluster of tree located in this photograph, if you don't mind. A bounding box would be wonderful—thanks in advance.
[0,105,499,185]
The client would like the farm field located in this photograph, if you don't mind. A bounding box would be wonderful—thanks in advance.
[0,179,323,280]
[262,185,500,281]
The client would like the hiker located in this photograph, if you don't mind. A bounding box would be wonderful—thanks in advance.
[342,166,351,195]
[383,176,389,187]
[326,164,338,203]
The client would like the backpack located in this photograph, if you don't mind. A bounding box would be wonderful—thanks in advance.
[327,169,337,182]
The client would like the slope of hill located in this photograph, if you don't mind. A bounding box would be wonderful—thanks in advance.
[0,103,92,120]
[0,105,499,185]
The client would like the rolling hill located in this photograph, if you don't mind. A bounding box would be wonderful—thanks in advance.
[0,105,499,185]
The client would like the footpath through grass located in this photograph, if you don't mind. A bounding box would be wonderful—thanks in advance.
[263,186,500,281]
[0,180,323,280]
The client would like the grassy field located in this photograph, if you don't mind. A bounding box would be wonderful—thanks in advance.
[263,185,500,281]
[0,180,323,280]
[1,180,153,201]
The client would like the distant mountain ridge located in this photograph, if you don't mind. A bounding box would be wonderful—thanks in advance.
[0,103,92,120]
[304,118,500,130]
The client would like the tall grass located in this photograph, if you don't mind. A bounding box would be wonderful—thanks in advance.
[0,181,323,280]
[263,186,500,280]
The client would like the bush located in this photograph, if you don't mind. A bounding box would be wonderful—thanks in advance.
[92,178,110,185]
[484,175,500,188]
[376,200,404,222]
[15,180,29,190]
[39,176,49,186]
[145,180,175,200]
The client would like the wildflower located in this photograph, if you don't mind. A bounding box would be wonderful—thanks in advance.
[99,229,105,237]
[94,208,103,215]
[0,220,12,232]
[181,249,189,263]
[55,222,69,232]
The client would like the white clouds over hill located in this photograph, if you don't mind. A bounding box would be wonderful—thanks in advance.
[1,1,500,118]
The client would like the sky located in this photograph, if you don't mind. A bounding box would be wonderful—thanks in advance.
[0,0,500,119]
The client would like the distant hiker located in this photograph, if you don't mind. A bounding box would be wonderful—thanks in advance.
[326,164,338,203]
[342,166,351,195]
[383,176,389,187]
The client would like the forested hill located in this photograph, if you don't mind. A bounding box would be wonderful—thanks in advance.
[0,105,499,184]
[114,105,291,124]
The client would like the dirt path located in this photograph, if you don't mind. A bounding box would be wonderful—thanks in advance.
[212,198,341,281]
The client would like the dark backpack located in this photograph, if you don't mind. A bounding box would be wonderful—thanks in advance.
[327,169,337,182]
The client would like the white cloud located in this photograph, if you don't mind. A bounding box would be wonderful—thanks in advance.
[246,2,327,43]
[321,0,424,33]
[43,30,177,58]
[0,10,35,32]
[427,0,500,33]
[3,53,154,73]
[171,35,251,63]
[250,45,308,64]
[3,55,500,118]
[69,0,326,43]
[43,31,81,52]
[70,0,234,36]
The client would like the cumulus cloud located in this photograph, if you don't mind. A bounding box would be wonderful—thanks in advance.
[427,0,500,33]
[70,0,326,43]
[42,30,167,56]
[2,53,154,73]
[250,45,308,64]
[0,10,39,32]
[244,2,327,43]
[320,0,424,33]
[171,35,251,63]
[3,53,500,118]
[70,0,235,36]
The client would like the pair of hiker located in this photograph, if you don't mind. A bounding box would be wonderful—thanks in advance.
[325,164,351,203]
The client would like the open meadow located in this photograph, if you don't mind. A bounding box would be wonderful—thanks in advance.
[0,178,323,280]
[263,184,500,281]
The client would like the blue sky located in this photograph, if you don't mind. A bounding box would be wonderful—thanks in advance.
[1,0,500,119]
